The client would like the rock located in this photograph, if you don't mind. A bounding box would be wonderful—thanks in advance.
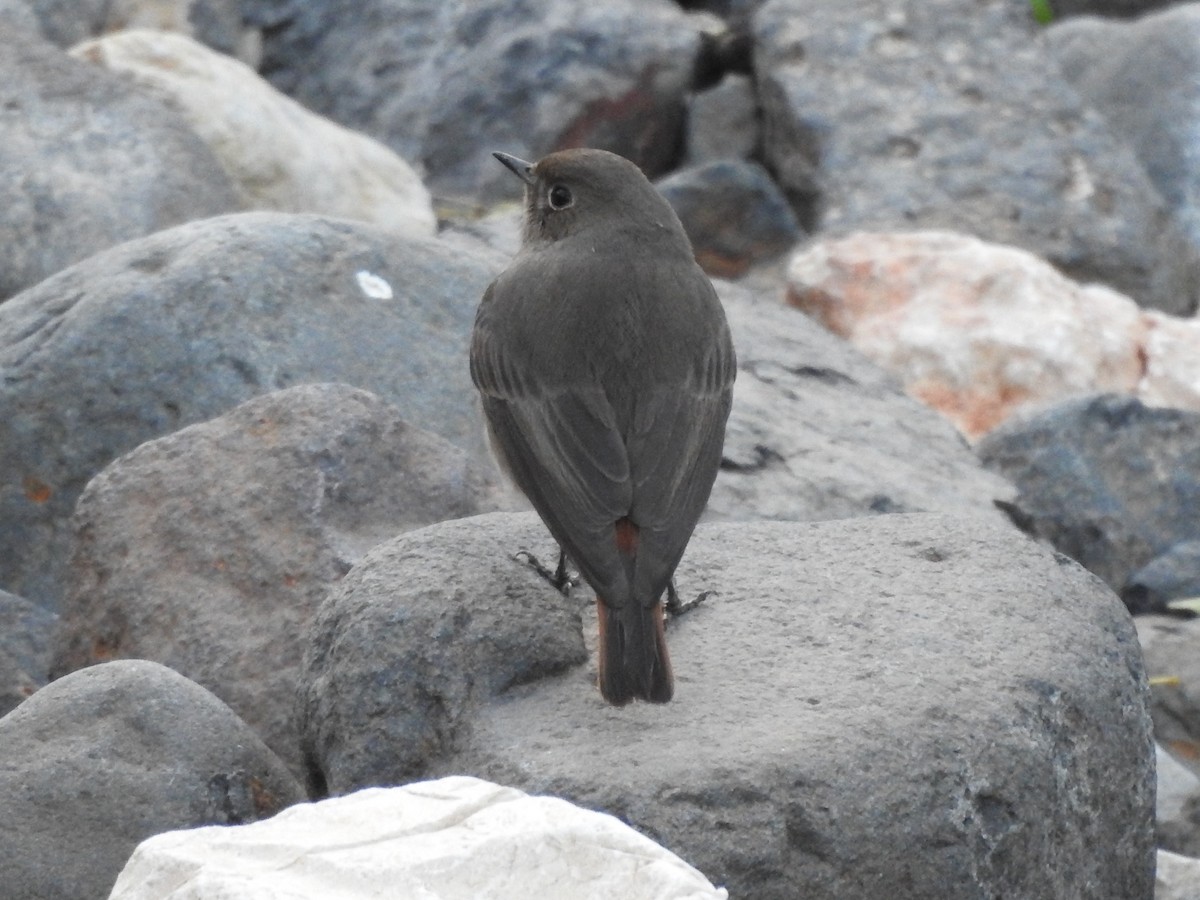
[753,0,1200,314]
[0,26,240,301]
[24,0,257,59]
[0,0,39,33]
[52,384,500,779]
[709,279,1016,522]
[656,160,801,278]
[977,394,1200,606]
[1122,540,1200,616]
[1137,616,1200,777]
[301,510,1154,899]
[0,212,502,610]
[72,30,437,238]
[248,0,704,203]
[0,659,304,900]
[1045,6,1200,252]
[1157,745,1200,856]
[785,231,1200,439]
[110,777,727,899]
[1156,849,1200,900]
[299,513,588,794]
[685,73,760,165]
[0,590,55,716]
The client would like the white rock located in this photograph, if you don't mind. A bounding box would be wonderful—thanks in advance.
[71,30,437,238]
[109,776,728,900]
[785,230,1200,440]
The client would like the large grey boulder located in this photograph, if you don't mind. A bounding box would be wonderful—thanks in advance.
[0,28,239,301]
[52,384,501,779]
[300,510,1154,899]
[0,212,502,610]
[247,0,706,203]
[752,0,1200,314]
[0,659,304,900]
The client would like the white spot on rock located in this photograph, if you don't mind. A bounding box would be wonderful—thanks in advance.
[355,270,393,301]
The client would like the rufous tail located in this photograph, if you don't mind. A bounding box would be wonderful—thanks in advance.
[597,598,673,705]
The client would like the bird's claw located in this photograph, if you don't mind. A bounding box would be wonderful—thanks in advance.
[513,549,580,596]
[664,581,713,625]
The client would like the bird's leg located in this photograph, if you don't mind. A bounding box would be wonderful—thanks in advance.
[664,578,713,626]
[513,547,580,596]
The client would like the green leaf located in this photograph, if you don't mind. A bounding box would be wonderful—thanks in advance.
[1029,0,1054,24]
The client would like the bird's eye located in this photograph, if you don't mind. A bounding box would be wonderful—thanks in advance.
[547,184,574,210]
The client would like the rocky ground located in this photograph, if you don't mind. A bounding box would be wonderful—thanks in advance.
[0,0,1198,898]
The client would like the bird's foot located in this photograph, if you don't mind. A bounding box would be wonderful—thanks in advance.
[513,549,579,597]
[664,580,713,626]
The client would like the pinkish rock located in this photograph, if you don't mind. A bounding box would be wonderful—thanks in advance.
[785,230,1200,440]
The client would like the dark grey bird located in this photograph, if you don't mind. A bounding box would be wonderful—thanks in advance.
[469,148,736,705]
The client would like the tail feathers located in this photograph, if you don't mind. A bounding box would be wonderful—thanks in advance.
[597,598,673,705]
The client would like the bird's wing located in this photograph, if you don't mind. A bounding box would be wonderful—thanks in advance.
[626,292,737,605]
[471,283,633,602]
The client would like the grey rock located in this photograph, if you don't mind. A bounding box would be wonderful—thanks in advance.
[686,73,760,165]
[298,513,588,796]
[0,589,55,717]
[1138,615,1200,780]
[977,394,1200,609]
[656,160,801,278]
[52,383,501,780]
[0,659,304,900]
[710,280,1016,522]
[753,0,1200,314]
[1045,6,1200,254]
[1122,539,1200,616]
[23,0,250,54]
[0,212,502,610]
[248,0,703,203]
[0,28,240,301]
[301,510,1154,899]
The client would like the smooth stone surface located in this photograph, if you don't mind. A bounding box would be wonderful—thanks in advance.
[301,510,1154,899]
[0,660,303,900]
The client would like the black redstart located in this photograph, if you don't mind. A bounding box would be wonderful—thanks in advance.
[470,148,736,705]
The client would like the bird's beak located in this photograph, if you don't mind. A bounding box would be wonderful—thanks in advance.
[493,151,535,185]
